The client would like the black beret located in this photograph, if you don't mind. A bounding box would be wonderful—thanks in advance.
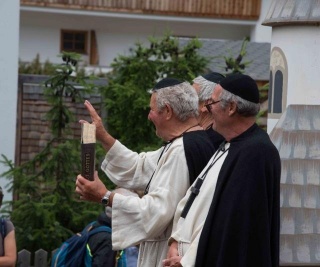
[153,78,183,91]
[219,74,259,104]
[202,72,225,84]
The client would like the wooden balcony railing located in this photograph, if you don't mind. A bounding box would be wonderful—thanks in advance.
[21,0,261,20]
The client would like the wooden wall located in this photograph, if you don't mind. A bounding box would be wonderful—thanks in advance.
[21,0,261,20]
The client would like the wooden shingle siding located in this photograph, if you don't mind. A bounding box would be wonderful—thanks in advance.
[21,0,261,20]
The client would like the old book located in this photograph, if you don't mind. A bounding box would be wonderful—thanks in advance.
[81,124,96,181]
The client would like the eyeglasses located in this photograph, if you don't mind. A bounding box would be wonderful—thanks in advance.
[205,99,221,112]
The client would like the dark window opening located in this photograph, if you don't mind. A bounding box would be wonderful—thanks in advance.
[273,70,283,113]
[61,30,88,54]
[268,70,273,113]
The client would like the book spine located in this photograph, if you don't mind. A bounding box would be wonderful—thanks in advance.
[81,143,95,181]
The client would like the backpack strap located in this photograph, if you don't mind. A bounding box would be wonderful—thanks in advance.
[88,225,111,237]
[116,249,127,267]
[86,225,126,267]
[84,225,113,266]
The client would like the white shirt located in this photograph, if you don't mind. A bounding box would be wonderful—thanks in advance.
[170,143,230,267]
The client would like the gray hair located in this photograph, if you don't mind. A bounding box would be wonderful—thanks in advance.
[219,89,260,117]
[153,81,199,121]
[193,76,217,102]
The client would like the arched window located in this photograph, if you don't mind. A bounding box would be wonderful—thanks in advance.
[268,70,273,112]
[269,47,288,118]
[273,70,283,113]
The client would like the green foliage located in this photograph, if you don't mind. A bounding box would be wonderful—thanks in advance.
[256,82,269,131]
[19,54,56,75]
[1,51,107,255]
[224,37,252,74]
[101,34,209,152]
[19,53,87,76]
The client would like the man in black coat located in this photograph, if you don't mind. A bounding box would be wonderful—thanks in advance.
[163,74,281,267]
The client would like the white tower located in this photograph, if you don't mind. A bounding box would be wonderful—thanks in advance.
[263,0,320,265]
[264,0,320,133]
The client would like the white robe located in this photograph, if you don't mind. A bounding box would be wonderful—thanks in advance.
[169,144,230,267]
[101,139,190,267]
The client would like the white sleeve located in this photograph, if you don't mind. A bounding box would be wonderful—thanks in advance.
[169,192,190,244]
[101,140,162,189]
[180,226,203,267]
[111,146,190,249]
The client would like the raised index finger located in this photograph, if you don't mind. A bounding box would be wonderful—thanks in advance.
[84,100,100,121]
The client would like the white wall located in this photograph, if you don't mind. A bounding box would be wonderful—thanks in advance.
[96,31,150,66]
[20,10,253,67]
[0,0,20,202]
[272,26,320,105]
[267,25,320,133]
[250,0,272,43]
[19,25,61,63]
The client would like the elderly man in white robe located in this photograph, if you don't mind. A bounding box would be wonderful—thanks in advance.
[75,78,216,267]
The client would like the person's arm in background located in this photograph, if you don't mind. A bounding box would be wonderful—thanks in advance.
[0,228,17,267]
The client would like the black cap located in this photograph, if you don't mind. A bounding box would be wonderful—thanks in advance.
[219,74,259,104]
[153,78,183,91]
[202,72,225,84]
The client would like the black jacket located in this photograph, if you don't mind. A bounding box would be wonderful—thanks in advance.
[87,212,116,267]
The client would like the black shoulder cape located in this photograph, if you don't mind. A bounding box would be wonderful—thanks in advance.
[205,127,225,151]
[196,124,281,267]
[183,130,216,185]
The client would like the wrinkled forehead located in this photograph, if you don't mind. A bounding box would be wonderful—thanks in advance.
[212,84,223,97]
[149,92,157,106]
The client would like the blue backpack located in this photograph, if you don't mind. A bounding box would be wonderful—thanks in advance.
[51,222,126,267]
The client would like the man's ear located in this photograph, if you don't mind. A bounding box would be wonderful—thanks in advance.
[199,102,207,113]
[165,104,173,120]
[228,101,237,116]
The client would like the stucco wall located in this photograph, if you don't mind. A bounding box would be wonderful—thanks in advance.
[19,9,252,67]
[272,26,320,105]
[268,25,320,133]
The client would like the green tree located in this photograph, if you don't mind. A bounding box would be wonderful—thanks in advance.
[256,82,269,131]
[1,34,208,256]
[224,37,251,74]
[101,34,209,152]
[1,52,107,256]
[19,54,56,75]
